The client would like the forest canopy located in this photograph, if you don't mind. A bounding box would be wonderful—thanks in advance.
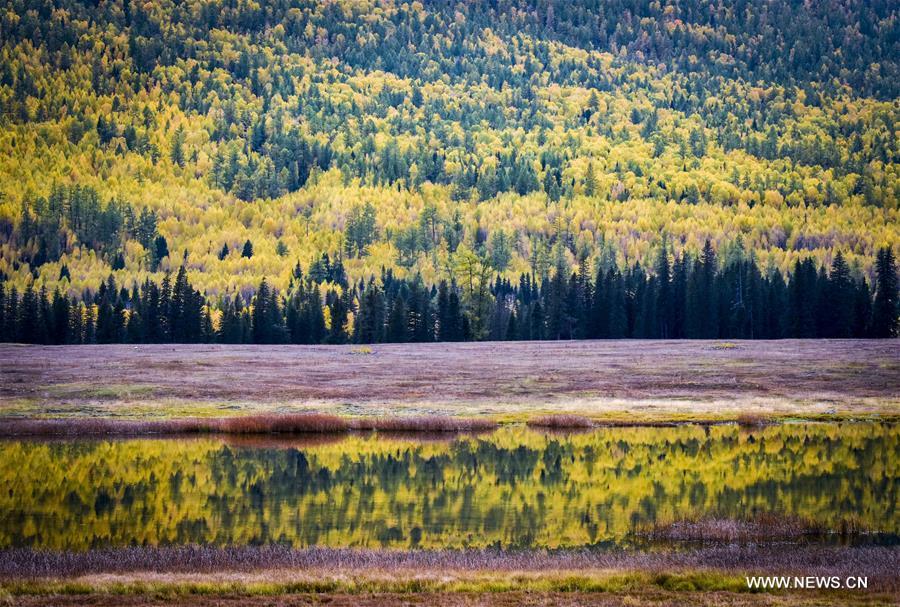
[0,0,897,307]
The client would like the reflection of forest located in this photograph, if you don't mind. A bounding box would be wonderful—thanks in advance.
[1,423,896,550]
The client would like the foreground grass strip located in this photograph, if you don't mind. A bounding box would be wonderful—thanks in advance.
[1,546,897,583]
[0,573,764,597]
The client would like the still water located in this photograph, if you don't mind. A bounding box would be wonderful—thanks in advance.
[1,423,896,550]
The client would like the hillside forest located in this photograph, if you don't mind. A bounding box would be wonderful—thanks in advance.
[0,0,898,341]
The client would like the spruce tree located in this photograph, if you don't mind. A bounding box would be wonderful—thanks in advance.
[386,296,407,342]
[252,278,271,343]
[654,237,672,338]
[152,236,169,271]
[823,252,853,338]
[872,247,898,337]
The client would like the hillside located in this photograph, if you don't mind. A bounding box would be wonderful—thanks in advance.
[1,0,897,293]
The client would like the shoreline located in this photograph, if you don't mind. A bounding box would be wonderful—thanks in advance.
[0,413,896,438]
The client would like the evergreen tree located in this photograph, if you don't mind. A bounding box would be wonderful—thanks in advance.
[584,161,596,197]
[386,295,408,343]
[152,235,169,271]
[872,247,898,337]
[789,258,818,338]
[823,252,854,338]
[654,237,672,338]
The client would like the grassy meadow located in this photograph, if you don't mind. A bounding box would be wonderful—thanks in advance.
[0,340,897,605]
[1,340,897,425]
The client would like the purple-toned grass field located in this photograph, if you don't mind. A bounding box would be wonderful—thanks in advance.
[0,340,897,423]
[3,544,896,580]
[1,545,897,606]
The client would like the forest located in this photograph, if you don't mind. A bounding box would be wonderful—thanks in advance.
[0,0,898,337]
[1,243,896,343]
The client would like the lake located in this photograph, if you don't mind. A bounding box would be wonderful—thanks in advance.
[1,422,896,551]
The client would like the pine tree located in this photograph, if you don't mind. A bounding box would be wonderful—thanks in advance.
[170,125,185,167]
[327,290,349,344]
[872,247,898,337]
[19,284,39,343]
[671,254,688,338]
[583,161,596,197]
[386,295,407,342]
[789,258,818,337]
[823,252,853,338]
[687,240,719,338]
[608,269,627,338]
[654,237,672,338]
[354,280,385,344]
[530,300,545,340]
[152,235,169,271]
[50,289,69,344]
[252,278,272,343]
[219,295,245,343]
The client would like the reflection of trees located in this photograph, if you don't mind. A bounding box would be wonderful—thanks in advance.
[0,423,896,550]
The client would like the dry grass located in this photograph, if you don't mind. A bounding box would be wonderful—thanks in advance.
[3,546,897,605]
[1,545,897,582]
[735,413,770,428]
[527,415,595,429]
[2,341,897,424]
[6,589,894,607]
[352,416,498,432]
[639,514,871,543]
[218,413,349,433]
[0,414,497,437]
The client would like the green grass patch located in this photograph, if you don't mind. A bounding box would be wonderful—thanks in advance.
[44,383,157,400]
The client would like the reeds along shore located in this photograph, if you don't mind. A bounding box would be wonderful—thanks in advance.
[0,412,881,437]
[0,545,897,586]
[0,414,499,437]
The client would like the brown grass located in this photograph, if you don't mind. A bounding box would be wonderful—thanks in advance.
[527,415,595,429]
[217,413,349,433]
[1,545,897,581]
[6,589,896,607]
[639,514,871,543]
[0,414,497,437]
[352,416,498,432]
[735,412,770,428]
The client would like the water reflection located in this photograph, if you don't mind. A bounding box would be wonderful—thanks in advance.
[0,423,896,550]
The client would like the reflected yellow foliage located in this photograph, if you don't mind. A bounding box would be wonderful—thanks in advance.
[0,423,896,551]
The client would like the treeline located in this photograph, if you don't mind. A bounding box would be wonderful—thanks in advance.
[1,244,896,344]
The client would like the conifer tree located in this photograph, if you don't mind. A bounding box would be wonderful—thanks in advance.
[823,252,853,338]
[872,247,898,338]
